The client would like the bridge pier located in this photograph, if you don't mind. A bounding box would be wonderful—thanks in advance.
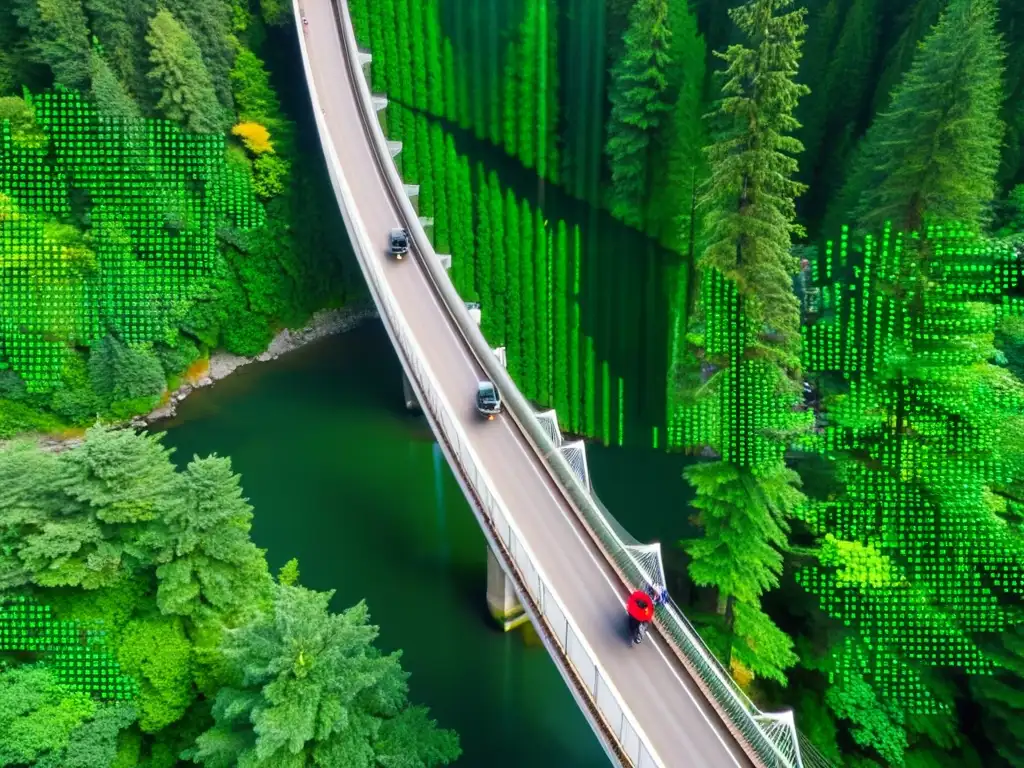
[401,371,420,412]
[486,546,529,631]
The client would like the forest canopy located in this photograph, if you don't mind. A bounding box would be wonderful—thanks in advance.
[347,0,1024,765]
[0,0,357,440]
[0,426,461,767]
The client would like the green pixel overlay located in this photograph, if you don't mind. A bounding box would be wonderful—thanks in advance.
[0,594,137,701]
[799,223,1024,713]
[0,86,264,392]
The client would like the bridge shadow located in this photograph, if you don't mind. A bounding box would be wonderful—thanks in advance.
[396,101,681,448]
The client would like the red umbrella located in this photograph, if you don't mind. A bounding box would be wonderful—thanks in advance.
[627,590,654,622]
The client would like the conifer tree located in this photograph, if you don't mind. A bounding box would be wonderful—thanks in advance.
[647,0,707,253]
[604,0,671,230]
[145,8,225,133]
[681,0,810,687]
[90,49,140,121]
[11,0,92,90]
[797,5,1018,761]
[844,0,1005,234]
[153,455,269,622]
[185,585,461,767]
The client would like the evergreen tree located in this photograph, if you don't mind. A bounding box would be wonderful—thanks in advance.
[83,0,156,99]
[0,426,180,590]
[849,0,1005,234]
[504,189,522,380]
[681,0,810,687]
[700,0,810,351]
[647,0,707,254]
[604,0,671,230]
[153,455,269,622]
[90,49,140,121]
[185,584,461,767]
[145,8,225,134]
[161,0,235,112]
[11,0,92,90]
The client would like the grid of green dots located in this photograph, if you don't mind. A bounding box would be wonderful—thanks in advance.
[0,594,137,700]
[0,85,265,392]
[798,222,1022,713]
[673,267,795,468]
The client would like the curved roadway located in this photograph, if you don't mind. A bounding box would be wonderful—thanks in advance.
[301,3,754,766]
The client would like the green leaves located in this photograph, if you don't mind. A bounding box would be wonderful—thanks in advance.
[116,615,194,733]
[146,9,225,134]
[154,455,269,622]
[11,0,92,90]
[186,585,460,767]
[850,0,1005,233]
[604,0,672,229]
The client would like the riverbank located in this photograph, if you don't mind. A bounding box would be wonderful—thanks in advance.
[1,303,379,454]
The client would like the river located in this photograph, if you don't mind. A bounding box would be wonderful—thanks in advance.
[157,321,696,766]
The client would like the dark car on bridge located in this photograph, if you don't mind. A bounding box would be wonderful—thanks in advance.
[476,380,502,420]
[388,227,409,260]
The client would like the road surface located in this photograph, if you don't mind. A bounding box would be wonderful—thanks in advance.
[300,3,755,765]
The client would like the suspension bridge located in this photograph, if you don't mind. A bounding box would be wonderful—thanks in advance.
[294,1,832,766]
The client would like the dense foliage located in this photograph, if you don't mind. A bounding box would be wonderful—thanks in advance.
[0,0,357,439]
[0,427,460,767]
[353,0,1024,765]
[5,0,1024,766]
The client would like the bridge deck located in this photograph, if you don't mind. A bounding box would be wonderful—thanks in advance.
[302,2,754,765]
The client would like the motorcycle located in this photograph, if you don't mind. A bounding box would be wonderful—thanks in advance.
[629,615,648,645]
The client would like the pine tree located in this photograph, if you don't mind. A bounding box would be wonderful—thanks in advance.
[0,427,181,590]
[504,189,522,381]
[474,164,496,339]
[153,455,269,622]
[681,0,810,687]
[487,171,507,345]
[161,0,235,113]
[700,0,810,352]
[519,198,537,396]
[83,0,154,99]
[145,8,225,133]
[11,0,92,90]
[849,0,1005,234]
[604,0,671,230]
[90,49,140,121]
[185,585,461,766]
[430,124,449,252]
[647,0,707,253]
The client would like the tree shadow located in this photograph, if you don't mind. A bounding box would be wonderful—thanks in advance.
[401,102,681,448]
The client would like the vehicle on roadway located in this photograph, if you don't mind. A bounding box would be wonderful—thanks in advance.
[388,227,409,259]
[626,583,667,646]
[475,380,502,420]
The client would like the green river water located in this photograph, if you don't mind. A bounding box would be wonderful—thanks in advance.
[158,321,695,767]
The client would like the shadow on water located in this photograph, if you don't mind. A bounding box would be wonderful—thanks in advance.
[402,100,679,448]
[399,0,684,448]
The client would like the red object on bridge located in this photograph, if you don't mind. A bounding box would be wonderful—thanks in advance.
[627,590,654,622]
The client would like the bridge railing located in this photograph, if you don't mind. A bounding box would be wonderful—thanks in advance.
[308,2,812,766]
[294,5,660,767]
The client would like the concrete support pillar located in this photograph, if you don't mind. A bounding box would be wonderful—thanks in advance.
[401,371,420,412]
[486,546,528,631]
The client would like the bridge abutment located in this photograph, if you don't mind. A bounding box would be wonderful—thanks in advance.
[486,546,528,631]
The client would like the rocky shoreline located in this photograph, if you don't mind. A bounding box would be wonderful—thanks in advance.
[19,303,379,453]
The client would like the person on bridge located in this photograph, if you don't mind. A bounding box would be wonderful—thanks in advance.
[626,590,655,645]
[647,582,668,607]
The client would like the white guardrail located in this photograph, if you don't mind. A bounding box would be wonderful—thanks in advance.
[296,2,809,767]
[293,3,660,767]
